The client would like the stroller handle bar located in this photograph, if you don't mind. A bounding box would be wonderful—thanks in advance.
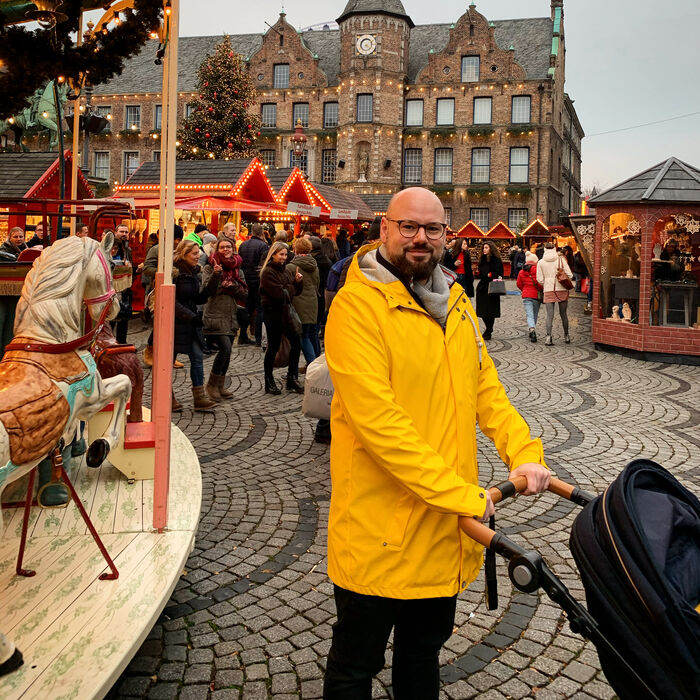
[460,475,594,552]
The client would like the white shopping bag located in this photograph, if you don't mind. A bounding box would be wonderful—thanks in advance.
[301,353,334,420]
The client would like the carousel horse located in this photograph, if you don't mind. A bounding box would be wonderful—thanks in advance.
[0,233,132,677]
[93,324,144,423]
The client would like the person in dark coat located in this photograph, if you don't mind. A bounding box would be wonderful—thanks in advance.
[172,240,218,412]
[336,230,351,259]
[512,247,526,279]
[25,221,50,248]
[475,241,504,340]
[238,223,269,345]
[202,238,247,402]
[260,241,304,395]
[309,235,331,351]
[0,227,27,260]
[444,238,475,297]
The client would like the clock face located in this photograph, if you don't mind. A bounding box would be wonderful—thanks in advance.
[356,34,377,56]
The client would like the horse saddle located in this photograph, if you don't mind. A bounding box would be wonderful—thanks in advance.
[0,349,88,466]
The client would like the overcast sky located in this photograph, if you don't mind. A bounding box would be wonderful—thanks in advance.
[172,0,699,190]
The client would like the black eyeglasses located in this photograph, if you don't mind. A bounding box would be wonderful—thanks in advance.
[386,219,447,240]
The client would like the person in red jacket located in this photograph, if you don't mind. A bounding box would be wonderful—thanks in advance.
[516,251,543,342]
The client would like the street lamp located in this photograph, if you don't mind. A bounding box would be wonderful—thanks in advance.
[289,118,307,172]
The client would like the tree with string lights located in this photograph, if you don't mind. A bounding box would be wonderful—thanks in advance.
[177,36,261,160]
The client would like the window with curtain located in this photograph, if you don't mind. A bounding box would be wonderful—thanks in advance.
[260,150,276,167]
[508,209,528,230]
[510,147,530,182]
[357,94,373,122]
[471,148,490,183]
[461,56,480,82]
[94,151,110,180]
[434,148,453,184]
[405,99,423,126]
[470,208,489,229]
[125,105,141,130]
[273,64,289,88]
[473,97,492,124]
[261,103,277,128]
[323,102,339,128]
[511,96,531,123]
[123,151,140,180]
[436,98,454,126]
[403,149,422,184]
[289,149,308,175]
[154,105,162,130]
[292,103,309,128]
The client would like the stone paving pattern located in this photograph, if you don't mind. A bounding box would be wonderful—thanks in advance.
[106,286,700,700]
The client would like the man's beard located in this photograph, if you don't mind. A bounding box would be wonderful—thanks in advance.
[389,245,440,281]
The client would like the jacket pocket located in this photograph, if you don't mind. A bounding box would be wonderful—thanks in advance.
[382,491,416,549]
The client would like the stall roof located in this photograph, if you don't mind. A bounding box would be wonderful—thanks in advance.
[589,157,700,205]
[273,168,317,207]
[117,158,278,205]
[485,221,515,239]
[308,183,375,220]
[455,221,486,238]
[358,193,393,216]
[521,219,551,237]
[0,151,92,200]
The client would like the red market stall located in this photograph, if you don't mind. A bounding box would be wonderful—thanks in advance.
[521,218,556,252]
[455,220,486,239]
[587,157,700,360]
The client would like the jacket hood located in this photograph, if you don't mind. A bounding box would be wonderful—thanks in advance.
[291,254,318,272]
[542,247,559,263]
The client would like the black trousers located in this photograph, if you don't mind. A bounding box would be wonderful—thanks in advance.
[323,585,457,700]
[263,312,300,379]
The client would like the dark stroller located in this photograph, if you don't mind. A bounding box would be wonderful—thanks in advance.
[462,459,700,700]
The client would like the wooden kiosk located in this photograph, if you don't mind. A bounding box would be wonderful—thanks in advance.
[584,157,700,360]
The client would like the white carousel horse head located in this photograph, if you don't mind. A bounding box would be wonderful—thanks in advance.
[14,232,118,345]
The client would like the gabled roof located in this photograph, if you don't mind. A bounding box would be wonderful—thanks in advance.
[274,168,316,206]
[589,157,700,205]
[0,151,92,200]
[521,219,550,236]
[485,221,515,239]
[308,183,375,220]
[93,17,553,94]
[455,220,485,238]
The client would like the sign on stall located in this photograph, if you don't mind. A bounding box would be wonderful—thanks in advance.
[330,208,358,220]
[287,201,321,217]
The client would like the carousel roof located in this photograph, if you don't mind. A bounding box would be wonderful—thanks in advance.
[589,157,700,205]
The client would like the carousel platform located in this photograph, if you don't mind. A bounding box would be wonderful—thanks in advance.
[0,424,201,700]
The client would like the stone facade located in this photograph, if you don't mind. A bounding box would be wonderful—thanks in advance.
[73,0,583,229]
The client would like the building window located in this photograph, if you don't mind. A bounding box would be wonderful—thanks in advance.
[405,99,423,126]
[470,208,489,229]
[94,151,110,180]
[261,103,277,128]
[125,105,141,131]
[436,98,455,126]
[292,103,309,128]
[356,94,373,123]
[473,97,492,124]
[434,148,453,184]
[508,209,528,230]
[511,96,531,123]
[322,149,337,183]
[510,147,530,182]
[444,208,452,227]
[123,151,140,180]
[95,105,112,131]
[461,55,480,82]
[323,102,339,128]
[154,104,162,130]
[259,149,276,167]
[273,63,289,88]
[403,148,422,184]
[471,148,490,183]
[153,151,160,162]
[289,148,308,175]
[185,104,195,119]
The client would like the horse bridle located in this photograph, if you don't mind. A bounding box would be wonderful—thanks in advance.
[5,249,117,355]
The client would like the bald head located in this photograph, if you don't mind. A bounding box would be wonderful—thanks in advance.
[386,187,445,222]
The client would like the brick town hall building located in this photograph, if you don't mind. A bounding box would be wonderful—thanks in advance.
[86,0,583,230]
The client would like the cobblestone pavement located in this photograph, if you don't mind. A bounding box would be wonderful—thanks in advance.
[107,286,700,700]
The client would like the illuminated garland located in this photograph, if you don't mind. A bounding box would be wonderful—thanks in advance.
[0,0,162,119]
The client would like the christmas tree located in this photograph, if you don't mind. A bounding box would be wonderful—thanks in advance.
[178,36,262,160]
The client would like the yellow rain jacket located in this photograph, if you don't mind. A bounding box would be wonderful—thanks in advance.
[325,244,545,599]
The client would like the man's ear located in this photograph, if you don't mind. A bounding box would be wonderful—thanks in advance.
[102,231,114,256]
[380,217,389,244]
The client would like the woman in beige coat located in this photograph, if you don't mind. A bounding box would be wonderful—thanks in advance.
[536,242,573,346]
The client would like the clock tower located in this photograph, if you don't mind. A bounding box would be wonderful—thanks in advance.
[335,1,414,192]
